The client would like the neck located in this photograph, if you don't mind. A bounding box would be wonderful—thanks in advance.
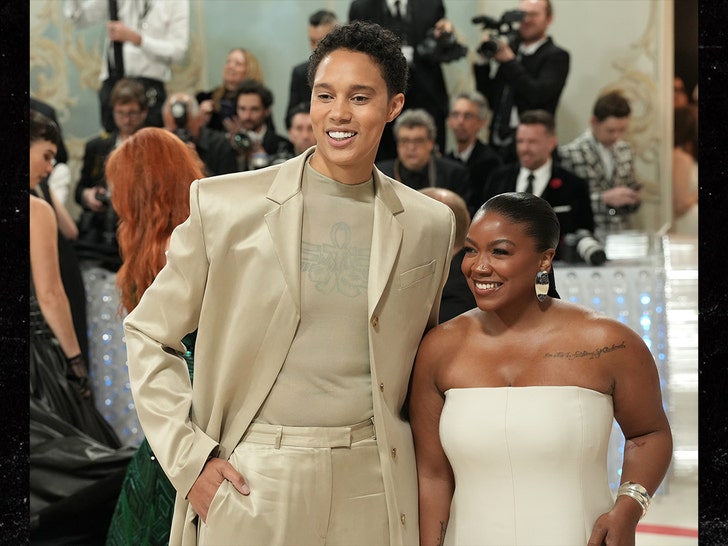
[456,139,474,154]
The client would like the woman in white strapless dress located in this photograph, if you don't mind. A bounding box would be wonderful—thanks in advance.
[410,193,672,546]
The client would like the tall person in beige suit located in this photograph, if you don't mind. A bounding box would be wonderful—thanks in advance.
[124,21,455,546]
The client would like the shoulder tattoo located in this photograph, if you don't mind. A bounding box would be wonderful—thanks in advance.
[545,341,626,360]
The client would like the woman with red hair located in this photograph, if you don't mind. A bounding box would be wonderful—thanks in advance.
[105,127,204,545]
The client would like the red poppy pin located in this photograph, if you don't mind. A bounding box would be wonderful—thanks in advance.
[550,178,563,189]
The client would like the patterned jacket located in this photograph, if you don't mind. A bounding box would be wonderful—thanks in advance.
[558,130,639,237]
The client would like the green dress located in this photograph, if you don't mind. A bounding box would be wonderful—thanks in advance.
[105,332,196,546]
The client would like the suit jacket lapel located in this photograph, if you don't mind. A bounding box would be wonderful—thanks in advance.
[585,138,607,182]
[265,149,315,314]
[368,168,404,317]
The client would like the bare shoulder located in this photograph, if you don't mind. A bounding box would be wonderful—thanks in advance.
[550,299,650,358]
[30,195,55,226]
[417,313,478,367]
[30,194,53,214]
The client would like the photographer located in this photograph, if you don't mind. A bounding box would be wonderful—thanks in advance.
[482,110,602,265]
[74,78,148,269]
[162,93,238,177]
[349,0,458,160]
[473,0,570,163]
[227,78,293,171]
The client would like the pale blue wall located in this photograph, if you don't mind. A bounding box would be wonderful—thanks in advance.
[30,0,679,230]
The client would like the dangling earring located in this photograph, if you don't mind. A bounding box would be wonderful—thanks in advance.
[535,270,550,302]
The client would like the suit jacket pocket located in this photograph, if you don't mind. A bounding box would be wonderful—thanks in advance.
[398,260,437,290]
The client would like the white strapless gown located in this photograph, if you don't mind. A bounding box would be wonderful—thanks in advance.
[440,386,615,546]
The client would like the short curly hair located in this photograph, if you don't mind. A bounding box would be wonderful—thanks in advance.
[308,20,408,98]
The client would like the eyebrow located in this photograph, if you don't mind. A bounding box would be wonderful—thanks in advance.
[313,82,377,94]
[464,237,515,246]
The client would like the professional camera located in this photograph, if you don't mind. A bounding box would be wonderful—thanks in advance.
[416,28,467,63]
[170,100,194,143]
[94,188,110,206]
[562,230,607,266]
[231,131,253,153]
[472,10,525,58]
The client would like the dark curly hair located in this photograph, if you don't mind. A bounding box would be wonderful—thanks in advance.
[307,21,408,98]
[236,78,274,109]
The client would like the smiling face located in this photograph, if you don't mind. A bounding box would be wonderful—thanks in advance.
[516,122,556,171]
[223,49,248,90]
[518,0,552,45]
[462,211,553,311]
[309,49,404,184]
[29,138,57,190]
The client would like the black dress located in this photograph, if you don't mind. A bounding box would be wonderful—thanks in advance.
[29,278,120,448]
[30,279,134,545]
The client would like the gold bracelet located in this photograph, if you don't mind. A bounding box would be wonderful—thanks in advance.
[617,481,651,519]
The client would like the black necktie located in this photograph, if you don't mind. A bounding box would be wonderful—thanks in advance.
[108,0,125,79]
[391,0,406,41]
[526,172,535,194]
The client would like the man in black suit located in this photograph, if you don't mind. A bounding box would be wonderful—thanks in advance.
[483,110,594,260]
[474,0,569,162]
[445,90,502,215]
[285,9,339,122]
[74,78,148,269]
[349,0,455,160]
[377,109,470,205]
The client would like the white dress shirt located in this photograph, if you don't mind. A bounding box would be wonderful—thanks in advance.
[517,159,552,196]
[64,0,190,82]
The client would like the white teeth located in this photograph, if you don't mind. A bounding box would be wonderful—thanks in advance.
[328,131,355,140]
[475,282,500,290]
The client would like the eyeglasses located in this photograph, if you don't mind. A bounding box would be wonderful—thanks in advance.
[113,109,143,119]
[397,137,430,146]
[448,111,479,121]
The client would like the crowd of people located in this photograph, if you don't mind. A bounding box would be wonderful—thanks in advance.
[27,0,692,544]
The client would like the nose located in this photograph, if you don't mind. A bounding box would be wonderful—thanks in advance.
[473,257,492,274]
[329,97,351,123]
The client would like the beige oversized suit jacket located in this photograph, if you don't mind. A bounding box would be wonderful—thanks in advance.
[124,147,455,545]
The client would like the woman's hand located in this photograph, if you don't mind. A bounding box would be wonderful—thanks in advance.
[587,496,642,546]
[188,457,250,523]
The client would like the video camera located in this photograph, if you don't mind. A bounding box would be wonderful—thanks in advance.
[416,28,468,63]
[170,100,194,144]
[472,10,525,58]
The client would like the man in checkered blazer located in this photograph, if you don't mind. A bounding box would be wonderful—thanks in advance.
[558,91,642,239]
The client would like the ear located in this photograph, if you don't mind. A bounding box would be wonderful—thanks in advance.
[539,248,555,272]
[387,93,405,122]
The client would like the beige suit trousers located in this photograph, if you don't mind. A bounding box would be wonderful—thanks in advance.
[197,420,389,546]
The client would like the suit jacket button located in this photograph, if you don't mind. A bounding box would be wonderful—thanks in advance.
[391,447,397,459]
[379,382,384,392]
[400,513,406,525]
[371,316,379,329]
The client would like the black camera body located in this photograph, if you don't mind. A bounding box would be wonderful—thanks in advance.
[416,28,468,63]
[94,188,110,206]
[232,131,253,153]
[472,10,525,58]
[562,230,607,266]
[170,100,194,144]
